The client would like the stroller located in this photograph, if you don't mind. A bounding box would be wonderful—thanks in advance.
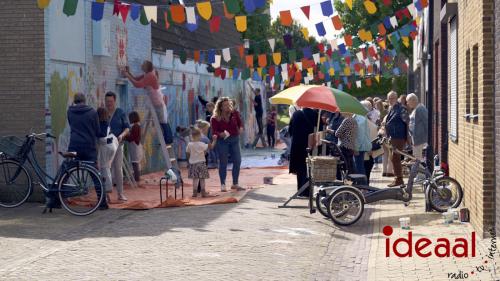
[278,126,291,165]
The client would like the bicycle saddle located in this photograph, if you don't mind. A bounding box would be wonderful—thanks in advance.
[346,174,368,185]
[59,151,77,158]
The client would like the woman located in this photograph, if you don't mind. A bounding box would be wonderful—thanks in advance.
[266,106,277,148]
[334,113,357,175]
[105,92,130,202]
[289,108,318,197]
[210,97,245,192]
[123,60,173,145]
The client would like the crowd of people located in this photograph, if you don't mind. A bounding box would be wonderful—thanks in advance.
[288,90,428,197]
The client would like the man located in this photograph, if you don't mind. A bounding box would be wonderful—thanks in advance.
[251,88,266,148]
[406,93,428,161]
[67,93,108,209]
[385,91,409,187]
[105,92,130,201]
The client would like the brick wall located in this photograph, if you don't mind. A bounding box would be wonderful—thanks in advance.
[495,0,500,235]
[449,0,495,238]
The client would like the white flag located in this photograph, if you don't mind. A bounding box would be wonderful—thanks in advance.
[212,55,221,68]
[281,63,288,71]
[296,62,303,71]
[327,81,332,87]
[268,38,276,51]
[356,51,364,62]
[407,4,416,17]
[356,81,362,88]
[144,6,157,23]
[313,53,320,65]
[330,39,338,51]
[281,71,288,81]
[165,50,174,66]
[186,7,196,24]
[280,83,285,91]
[244,39,250,49]
[390,16,398,28]
[222,48,231,62]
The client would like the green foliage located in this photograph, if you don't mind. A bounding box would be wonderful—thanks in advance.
[344,74,408,99]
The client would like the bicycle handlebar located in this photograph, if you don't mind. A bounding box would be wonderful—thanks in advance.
[27,133,56,141]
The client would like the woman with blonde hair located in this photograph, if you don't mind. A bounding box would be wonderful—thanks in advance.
[210,97,245,192]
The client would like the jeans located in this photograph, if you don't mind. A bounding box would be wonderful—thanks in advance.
[340,146,356,175]
[216,136,241,186]
[252,115,266,147]
[354,151,366,175]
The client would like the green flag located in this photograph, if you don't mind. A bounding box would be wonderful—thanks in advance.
[224,0,240,14]
[140,6,149,25]
[63,0,78,16]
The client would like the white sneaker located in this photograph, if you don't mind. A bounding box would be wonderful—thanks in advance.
[166,169,177,182]
[221,184,227,192]
[118,195,128,201]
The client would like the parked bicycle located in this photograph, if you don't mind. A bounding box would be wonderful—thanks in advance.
[0,133,104,216]
[312,137,463,226]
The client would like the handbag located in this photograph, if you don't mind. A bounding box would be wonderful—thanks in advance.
[99,126,118,167]
[371,139,384,158]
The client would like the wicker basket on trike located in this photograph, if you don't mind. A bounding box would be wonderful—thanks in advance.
[307,156,340,183]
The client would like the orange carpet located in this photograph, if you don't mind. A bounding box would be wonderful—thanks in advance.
[107,166,288,210]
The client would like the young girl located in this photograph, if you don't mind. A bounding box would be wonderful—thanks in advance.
[266,106,277,148]
[97,107,115,204]
[186,128,217,198]
[126,111,143,182]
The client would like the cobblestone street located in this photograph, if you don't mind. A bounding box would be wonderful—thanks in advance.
[0,168,499,281]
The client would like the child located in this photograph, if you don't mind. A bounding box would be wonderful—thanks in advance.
[97,107,115,204]
[186,128,217,198]
[126,111,143,182]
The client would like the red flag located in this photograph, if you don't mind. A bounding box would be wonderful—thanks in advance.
[344,34,353,47]
[326,48,333,58]
[113,0,121,16]
[318,43,325,53]
[345,56,351,65]
[332,15,343,30]
[119,4,129,23]
[301,6,310,19]
[214,68,221,77]
[210,16,221,33]
[164,11,170,29]
[221,69,226,80]
[383,0,392,6]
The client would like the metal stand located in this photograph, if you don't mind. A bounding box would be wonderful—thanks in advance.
[278,181,311,208]
[159,176,184,204]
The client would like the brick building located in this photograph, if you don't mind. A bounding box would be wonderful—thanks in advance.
[444,0,495,238]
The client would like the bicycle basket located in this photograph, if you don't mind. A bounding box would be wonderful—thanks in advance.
[308,156,339,182]
[0,136,25,159]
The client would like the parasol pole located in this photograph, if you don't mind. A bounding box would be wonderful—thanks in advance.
[313,109,322,156]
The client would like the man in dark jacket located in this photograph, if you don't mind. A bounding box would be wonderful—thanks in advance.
[67,93,108,209]
[385,91,410,187]
[289,108,318,197]
[251,88,266,148]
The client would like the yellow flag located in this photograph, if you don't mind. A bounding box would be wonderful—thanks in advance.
[378,39,386,49]
[257,67,262,77]
[197,1,212,20]
[375,75,380,83]
[364,0,377,14]
[235,16,247,32]
[329,68,335,76]
[301,28,309,39]
[320,57,326,63]
[228,69,233,78]
[358,29,373,42]
[402,37,410,48]
[344,67,351,76]
[272,53,282,65]
[37,0,51,9]
[307,68,314,76]
[345,0,353,10]
[360,68,365,77]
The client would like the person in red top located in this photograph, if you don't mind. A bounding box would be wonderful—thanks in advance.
[126,111,143,182]
[210,97,245,192]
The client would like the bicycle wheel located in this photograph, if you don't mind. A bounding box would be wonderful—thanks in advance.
[58,164,103,216]
[0,160,32,208]
[315,191,330,218]
[327,187,364,226]
[427,176,463,213]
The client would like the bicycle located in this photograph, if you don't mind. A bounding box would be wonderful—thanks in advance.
[313,137,463,226]
[0,133,104,216]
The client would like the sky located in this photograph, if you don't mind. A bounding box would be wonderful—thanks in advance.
[269,0,342,40]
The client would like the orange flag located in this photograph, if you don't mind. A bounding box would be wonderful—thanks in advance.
[258,54,267,67]
[344,34,353,47]
[365,78,372,87]
[170,5,186,24]
[332,15,343,30]
[378,23,386,36]
[280,10,293,26]
[223,3,234,19]
[238,45,245,58]
[246,55,254,68]
[194,50,200,63]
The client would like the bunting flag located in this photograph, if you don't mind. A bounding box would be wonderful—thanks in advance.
[180,50,187,64]
[303,47,312,59]
[91,1,105,21]
[244,39,250,48]
[375,75,380,82]
[186,7,196,24]
[320,1,333,17]
[316,22,326,36]
[185,17,198,32]
[280,10,293,26]
[209,16,221,33]
[223,3,234,18]
[212,55,221,68]
[130,4,140,20]
[235,16,247,32]
[390,16,398,28]
[345,0,353,10]
[356,81,362,88]
[245,55,254,67]
[170,5,185,24]
[273,53,282,65]
[301,5,310,19]
[268,39,276,51]
[301,28,309,39]
[238,45,245,58]
[288,50,296,63]
[193,50,200,63]
[63,0,79,16]
[196,1,212,20]
[144,6,157,23]
[313,53,320,65]
[378,23,387,36]
[37,0,51,9]
[224,0,240,14]
[222,48,231,62]
[364,0,377,14]
[119,4,130,23]
[206,49,215,64]
[244,0,256,14]
[113,0,120,16]
[332,15,343,30]
[258,54,267,67]
[255,0,266,9]
[344,34,353,47]
[140,6,149,25]
[358,29,373,42]
[283,34,293,49]
[383,0,392,6]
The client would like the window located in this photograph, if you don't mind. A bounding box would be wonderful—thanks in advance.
[466,49,471,116]
[449,17,458,141]
[472,45,479,121]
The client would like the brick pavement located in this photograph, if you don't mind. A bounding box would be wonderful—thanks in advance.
[0,167,499,281]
